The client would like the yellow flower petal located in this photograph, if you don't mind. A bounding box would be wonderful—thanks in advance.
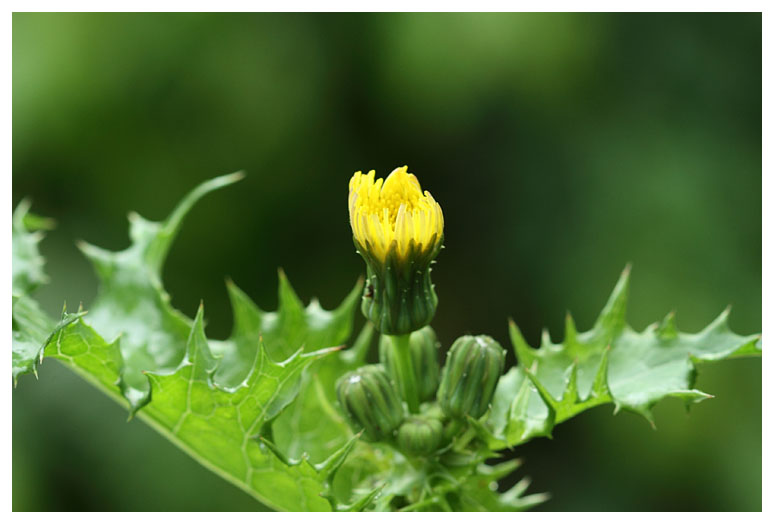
[349,166,444,263]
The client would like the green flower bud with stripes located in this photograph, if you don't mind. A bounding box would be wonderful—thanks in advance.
[437,335,506,419]
[336,364,405,442]
[397,416,444,457]
[379,326,441,403]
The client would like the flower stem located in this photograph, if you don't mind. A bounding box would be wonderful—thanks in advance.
[443,419,464,442]
[389,333,421,414]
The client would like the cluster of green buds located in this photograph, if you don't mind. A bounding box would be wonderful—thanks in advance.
[335,167,507,459]
[336,326,507,457]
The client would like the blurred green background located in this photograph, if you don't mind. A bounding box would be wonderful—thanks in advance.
[12,12,761,511]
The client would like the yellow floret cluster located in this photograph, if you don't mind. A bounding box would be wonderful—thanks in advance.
[348,166,444,262]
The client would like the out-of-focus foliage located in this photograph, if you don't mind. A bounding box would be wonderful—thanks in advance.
[13,12,760,511]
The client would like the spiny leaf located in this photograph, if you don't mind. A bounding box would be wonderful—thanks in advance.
[12,202,84,381]
[45,318,123,395]
[412,460,549,512]
[257,430,365,509]
[216,279,264,388]
[222,276,363,463]
[13,175,365,511]
[13,297,85,382]
[508,319,535,368]
[76,173,244,413]
[216,275,362,389]
[487,266,761,447]
[341,320,375,366]
[590,262,630,345]
[12,199,49,296]
[316,432,362,482]
[338,484,385,511]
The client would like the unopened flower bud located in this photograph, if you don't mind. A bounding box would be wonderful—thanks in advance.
[437,335,506,419]
[336,365,404,441]
[397,416,443,457]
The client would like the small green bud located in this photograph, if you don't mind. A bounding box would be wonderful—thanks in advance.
[336,365,404,442]
[379,326,441,402]
[437,335,506,419]
[397,416,443,457]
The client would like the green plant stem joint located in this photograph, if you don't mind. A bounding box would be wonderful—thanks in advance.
[336,364,405,442]
[380,326,441,408]
[356,236,441,336]
[437,335,506,420]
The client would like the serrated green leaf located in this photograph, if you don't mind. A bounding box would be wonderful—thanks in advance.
[45,317,123,393]
[13,175,366,511]
[367,453,546,512]
[272,315,371,462]
[12,199,50,296]
[217,275,364,463]
[12,296,85,382]
[76,173,245,413]
[12,202,83,381]
[338,483,384,511]
[452,467,550,512]
[139,303,339,510]
[487,267,762,447]
[216,276,362,388]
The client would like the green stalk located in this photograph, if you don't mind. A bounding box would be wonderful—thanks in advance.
[442,419,464,442]
[389,333,421,414]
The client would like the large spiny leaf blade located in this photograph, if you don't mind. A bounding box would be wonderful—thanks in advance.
[13,175,365,510]
[487,266,761,448]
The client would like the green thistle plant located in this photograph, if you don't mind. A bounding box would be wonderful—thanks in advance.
[11,172,762,511]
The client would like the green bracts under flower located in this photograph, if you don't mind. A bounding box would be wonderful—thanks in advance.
[336,364,405,442]
[358,238,440,335]
[379,326,441,403]
[397,416,444,456]
[437,335,506,419]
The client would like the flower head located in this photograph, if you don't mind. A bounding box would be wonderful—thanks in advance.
[347,166,444,335]
[349,166,444,264]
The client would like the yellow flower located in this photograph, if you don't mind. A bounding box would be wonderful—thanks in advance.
[348,166,443,335]
[349,166,444,264]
